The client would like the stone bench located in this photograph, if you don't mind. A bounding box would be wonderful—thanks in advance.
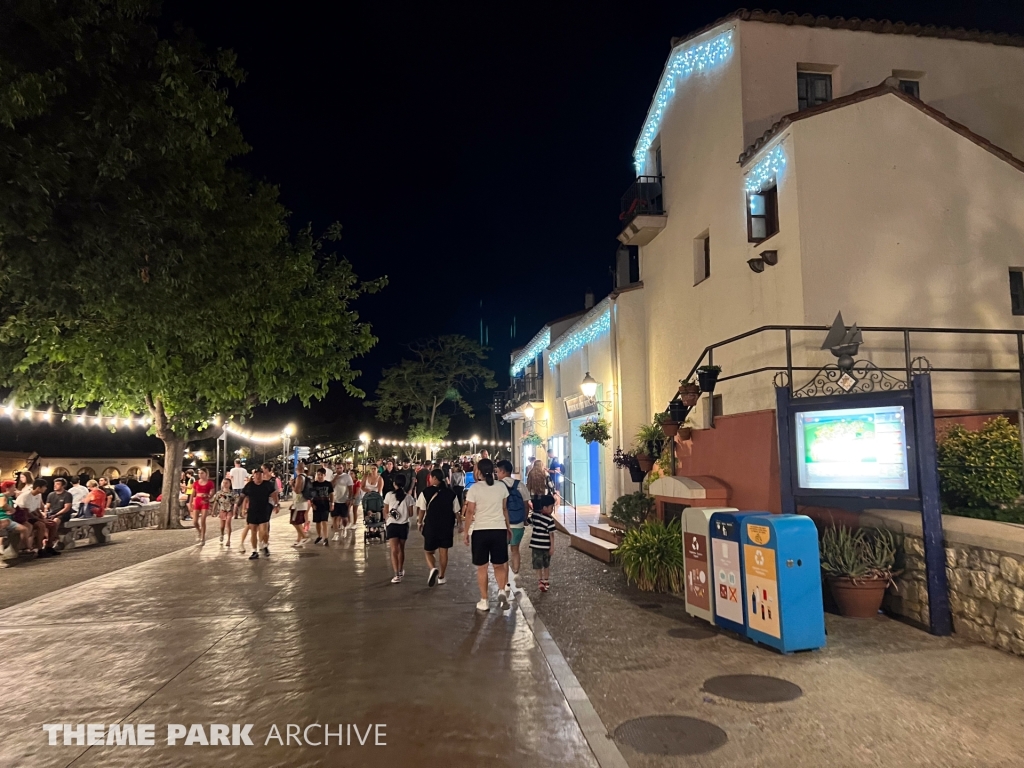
[58,516,115,549]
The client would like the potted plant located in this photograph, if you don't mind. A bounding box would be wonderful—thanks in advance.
[678,378,701,407]
[578,418,611,445]
[656,410,681,439]
[634,420,665,472]
[614,447,647,483]
[820,524,900,618]
[696,364,722,394]
[668,397,690,423]
[522,432,543,447]
[610,491,656,531]
[617,519,685,592]
[677,418,694,441]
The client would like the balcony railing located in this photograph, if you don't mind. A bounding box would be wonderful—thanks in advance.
[619,175,664,226]
[498,374,545,415]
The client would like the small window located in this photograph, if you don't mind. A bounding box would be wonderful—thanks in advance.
[747,186,779,243]
[797,72,832,110]
[898,79,920,98]
[693,231,710,285]
[1010,269,1024,316]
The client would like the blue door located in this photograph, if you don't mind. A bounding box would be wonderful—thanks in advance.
[569,418,590,505]
[589,439,601,506]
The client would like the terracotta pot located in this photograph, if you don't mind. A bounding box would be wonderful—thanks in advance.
[661,420,680,438]
[828,576,888,618]
[678,383,700,407]
[636,454,655,472]
[677,427,692,440]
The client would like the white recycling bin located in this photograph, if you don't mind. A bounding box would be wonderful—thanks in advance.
[683,506,738,624]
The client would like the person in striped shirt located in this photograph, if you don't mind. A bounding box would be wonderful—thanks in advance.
[528,494,557,592]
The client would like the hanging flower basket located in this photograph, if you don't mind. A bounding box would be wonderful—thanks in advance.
[678,380,701,407]
[578,419,611,445]
[522,432,544,447]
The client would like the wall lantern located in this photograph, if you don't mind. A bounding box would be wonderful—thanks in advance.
[760,250,778,266]
[523,405,535,419]
[580,372,599,398]
[747,258,765,273]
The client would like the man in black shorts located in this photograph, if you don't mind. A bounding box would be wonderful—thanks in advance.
[310,468,333,546]
[240,468,278,560]
[416,469,460,587]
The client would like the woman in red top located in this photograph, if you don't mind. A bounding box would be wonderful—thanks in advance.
[191,467,215,545]
[348,469,362,526]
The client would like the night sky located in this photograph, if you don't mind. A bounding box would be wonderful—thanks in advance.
[5,1,1024,456]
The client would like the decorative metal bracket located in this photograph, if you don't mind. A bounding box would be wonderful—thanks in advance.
[792,360,907,398]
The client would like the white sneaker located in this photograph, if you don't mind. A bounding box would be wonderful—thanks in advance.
[506,587,516,601]
[399,570,405,577]
[332,532,340,541]
[428,568,439,587]
[391,575,402,584]
[475,598,489,611]
[437,577,446,585]
[497,590,510,610]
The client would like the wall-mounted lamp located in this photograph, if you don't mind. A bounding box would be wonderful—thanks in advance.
[760,249,778,266]
[580,372,599,398]
[523,405,536,419]
[747,258,765,273]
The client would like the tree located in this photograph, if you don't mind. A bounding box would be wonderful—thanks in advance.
[0,1,384,526]
[369,335,497,435]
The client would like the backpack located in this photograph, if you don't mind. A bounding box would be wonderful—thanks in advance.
[298,474,315,501]
[362,490,384,513]
[506,479,526,525]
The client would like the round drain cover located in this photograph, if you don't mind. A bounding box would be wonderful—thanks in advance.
[614,715,727,756]
[667,625,716,640]
[636,602,662,610]
[702,674,803,703]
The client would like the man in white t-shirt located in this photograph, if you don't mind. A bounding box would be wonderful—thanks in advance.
[463,459,511,612]
[330,469,353,539]
[228,460,250,491]
[68,476,89,515]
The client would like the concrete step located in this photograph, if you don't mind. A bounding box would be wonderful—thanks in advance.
[570,531,618,564]
[589,523,623,545]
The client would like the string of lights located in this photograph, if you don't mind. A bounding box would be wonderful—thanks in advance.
[371,438,510,449]
[510,327,550,376]
[634,29,734,174]
[548,305,611,368]
[744,143,787,193]
[0,404,152,429]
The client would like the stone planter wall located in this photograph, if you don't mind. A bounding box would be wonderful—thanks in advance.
[864,509,1024,658]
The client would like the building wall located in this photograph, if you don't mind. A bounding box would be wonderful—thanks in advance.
[738,20,1024,157]
[789,94,1024,410]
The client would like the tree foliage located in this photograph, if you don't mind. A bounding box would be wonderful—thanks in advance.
[0,1,384,525]
[368,335,496,434]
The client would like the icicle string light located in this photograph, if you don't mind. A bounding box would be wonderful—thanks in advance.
[548,306,611,369]
[510,327,551,375]
[634,29,734,175]
[744,144,787,193]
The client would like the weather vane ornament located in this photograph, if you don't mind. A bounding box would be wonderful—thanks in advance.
[821,312,864,374]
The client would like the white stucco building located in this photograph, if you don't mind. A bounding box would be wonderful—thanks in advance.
[508,10,1024,519]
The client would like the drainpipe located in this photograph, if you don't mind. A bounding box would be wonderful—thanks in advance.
[610,299,624,509]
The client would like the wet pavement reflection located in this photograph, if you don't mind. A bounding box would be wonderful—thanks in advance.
[1,517,599,767]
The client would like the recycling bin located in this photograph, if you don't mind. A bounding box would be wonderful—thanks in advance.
[682,507,737,624]
[708,511,766,636]
[741,514,826,654]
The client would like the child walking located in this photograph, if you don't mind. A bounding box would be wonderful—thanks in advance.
[529,494,557,592]
[210,478,236,547]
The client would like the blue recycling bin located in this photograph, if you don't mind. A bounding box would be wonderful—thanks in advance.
[741,514,826,654]
[709,511,765,636]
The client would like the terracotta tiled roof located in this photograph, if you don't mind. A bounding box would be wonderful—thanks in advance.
[671,9,1024,50]
[737,81,1024,175]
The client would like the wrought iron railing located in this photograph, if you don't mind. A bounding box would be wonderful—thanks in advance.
[619,175,664,226]
[498,374,545,414]
[670,324,1024,419]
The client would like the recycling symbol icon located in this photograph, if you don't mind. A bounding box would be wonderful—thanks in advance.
[754,550,765,566]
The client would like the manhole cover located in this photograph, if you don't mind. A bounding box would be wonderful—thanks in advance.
[667,625,716,640]
[614,715,727,756]
[702,674,803,703]
[636,602,662,610]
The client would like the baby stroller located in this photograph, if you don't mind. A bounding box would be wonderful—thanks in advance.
[362,490,386,543]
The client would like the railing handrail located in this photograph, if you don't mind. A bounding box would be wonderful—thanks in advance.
[673,323,1024,415]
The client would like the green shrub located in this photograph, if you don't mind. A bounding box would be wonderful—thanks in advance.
[617,519,685,592]
[579,419,611,445]
[937,417,1023,509]
[944,505,1024,524]
[610,491,655,530]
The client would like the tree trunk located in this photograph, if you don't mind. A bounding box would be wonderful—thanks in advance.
[159,435,185,529]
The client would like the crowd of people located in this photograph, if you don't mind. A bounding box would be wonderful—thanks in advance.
[206,453,561,608]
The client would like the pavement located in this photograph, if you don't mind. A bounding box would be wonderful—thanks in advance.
[0,517,607,768]
[527,536,1024,768]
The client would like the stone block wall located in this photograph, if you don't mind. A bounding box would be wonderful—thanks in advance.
[869,509,1024,658]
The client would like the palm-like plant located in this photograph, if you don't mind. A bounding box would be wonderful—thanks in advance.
[617,519,685,592]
